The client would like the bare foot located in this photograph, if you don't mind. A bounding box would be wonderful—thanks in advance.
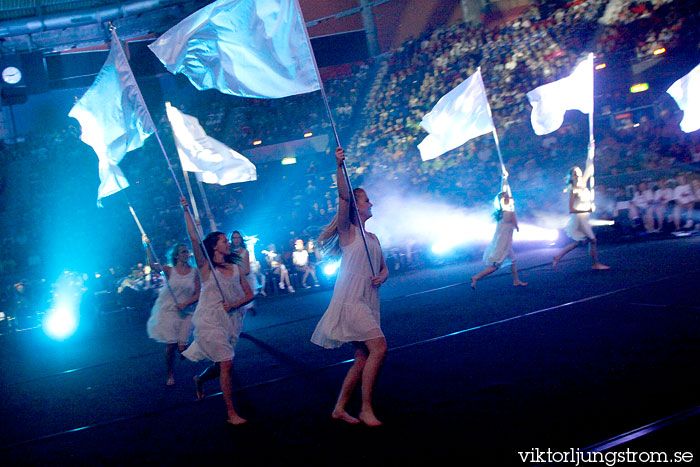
[193,376,205,401]
[359,410,383,427]
[470,277,477,290]
[592,263,610,270]
[332,409,360,424]
[552,255,560,269]
[166,375,175,386]
[227,414,248,425]
[513,281,528,287]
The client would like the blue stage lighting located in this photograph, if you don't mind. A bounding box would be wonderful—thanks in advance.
[43,305,78,340]
[323,261,340,276]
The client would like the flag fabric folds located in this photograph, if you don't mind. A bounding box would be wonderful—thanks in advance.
[165,103,257,185]
[418,68,495,161]
[69,35,153,203]
[526,55,593,135]
[149,0,320,99]
[666,62,700,133]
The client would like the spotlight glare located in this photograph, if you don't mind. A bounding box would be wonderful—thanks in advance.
[514,224,560,242]
[323,261,340,276]
[44,305,78,340]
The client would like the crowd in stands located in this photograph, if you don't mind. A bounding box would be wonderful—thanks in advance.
[1,0,699,324]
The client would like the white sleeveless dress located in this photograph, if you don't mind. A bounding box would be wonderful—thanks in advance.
[565,186,596,242]
[182,265,247,363]
[311,226,384,349]
[146,267,197,346]
[482,210,517,268]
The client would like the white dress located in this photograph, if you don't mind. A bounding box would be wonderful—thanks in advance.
[311,226,384,349]
[146,267,197,346]
[565,186,596,242]
[182,266,247,363]
[482,210,517,268]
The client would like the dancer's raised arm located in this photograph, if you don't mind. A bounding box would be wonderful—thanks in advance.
[142,234,170,278]
[181,198,208,274]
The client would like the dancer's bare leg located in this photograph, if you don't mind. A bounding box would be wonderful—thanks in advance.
[359,337,387,427]
[332,347,367,424]
[553,242,578,268]
[471,265,497,289]
[511,263,527,286]
[589,239,610,270]
[165,343,177,385]
[220,360,246,425]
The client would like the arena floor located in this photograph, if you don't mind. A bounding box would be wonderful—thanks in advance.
[1,237,698,465]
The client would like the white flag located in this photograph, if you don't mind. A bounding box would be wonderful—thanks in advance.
[149,0,320,99]
[418,68,495,161]
[527,55,593,135]
[69,32,153,203]
[166,103,257,185]
[667,63,700,133]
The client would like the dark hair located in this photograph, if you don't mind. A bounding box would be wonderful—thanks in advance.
[167,243,189,267]
[203,231,228,267]
[229,230,247,249]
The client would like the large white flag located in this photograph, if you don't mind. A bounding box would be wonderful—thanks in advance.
[149,0,320,99]
[527,55,593,135]
[165,103,257,185]
[69,32,153,203]
[418,68,495,161]
[667,62,700,133]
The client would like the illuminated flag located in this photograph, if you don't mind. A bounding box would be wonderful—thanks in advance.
[526,55,593,135]
[149,0,320,99]
[165,103,257,185]
[667,63,700,133]
[418,68,495,161]
[69,32,154,204]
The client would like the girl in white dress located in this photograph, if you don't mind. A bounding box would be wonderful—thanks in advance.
[471,170,527,289]
[311,147,389,427]
[180,200,254,425]
[144,238,200,386]
[230,230,259,313]
[553,158,610,270]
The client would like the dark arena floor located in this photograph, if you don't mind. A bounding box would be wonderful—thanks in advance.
[1,237,698,466]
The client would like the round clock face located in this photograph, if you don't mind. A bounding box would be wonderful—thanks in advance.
[2,66,22,85]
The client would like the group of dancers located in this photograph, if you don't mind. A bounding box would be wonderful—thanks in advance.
[144,146,607,427]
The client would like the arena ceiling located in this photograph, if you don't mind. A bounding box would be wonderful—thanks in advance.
[0,0,375,54]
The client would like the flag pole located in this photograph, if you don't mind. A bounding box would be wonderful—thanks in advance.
[180,167,205,238]
[587,53,596,208]
[108,168,181,307]
[293,0,375,275]
[480,67,508,183]
[108,25,228,302]
[195,176,218,233]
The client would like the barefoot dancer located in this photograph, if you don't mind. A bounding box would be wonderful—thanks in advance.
[144,236,200,386]
[311,147,389,427]
[180,199,254,425]
[471,169,527,290]
[553,155,610,270]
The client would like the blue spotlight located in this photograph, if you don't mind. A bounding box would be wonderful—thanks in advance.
[43,304,78,340]
[323,261,340,277]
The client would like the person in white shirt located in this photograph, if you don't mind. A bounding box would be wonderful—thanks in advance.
[672,174,695,230]
[632,181,655,232]
[292,239,319,288]
[652,179,673,232]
